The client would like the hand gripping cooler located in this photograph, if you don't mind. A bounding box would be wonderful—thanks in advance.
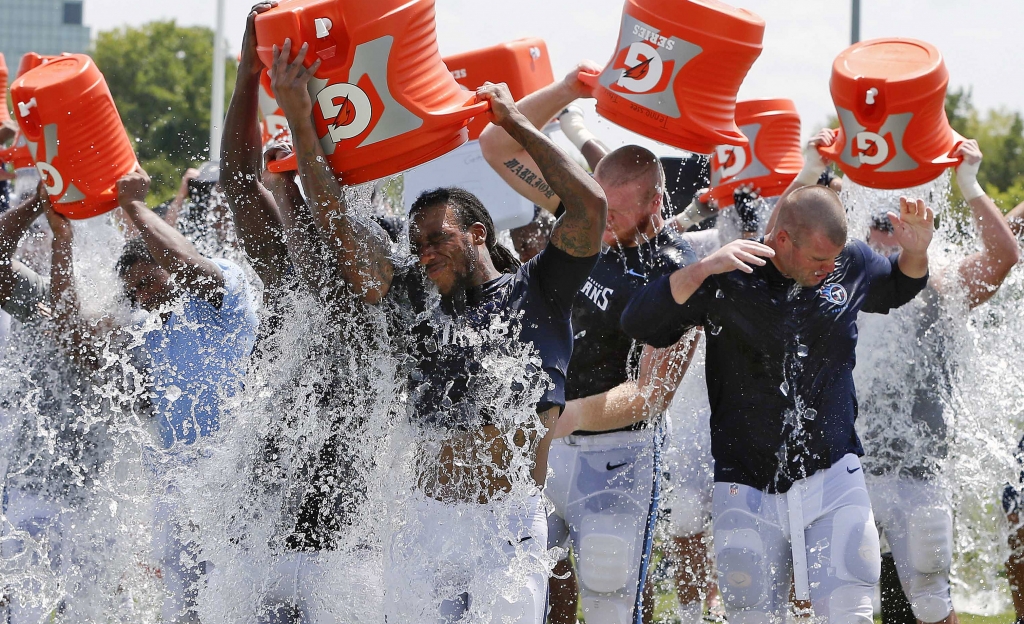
[705,99,803,208]
[443,38,555,141]
[10,54,138,219]
[580,0,764,155]
[819,38,962,190]
[255,0,490,185]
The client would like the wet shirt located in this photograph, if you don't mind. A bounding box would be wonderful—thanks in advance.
[856,287,953,479]
[621,240,929,493]
[391,241,598,429]
[566,229,696,432]
[144,259,258,448]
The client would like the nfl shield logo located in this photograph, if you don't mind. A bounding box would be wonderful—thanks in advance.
[729,484,739,497]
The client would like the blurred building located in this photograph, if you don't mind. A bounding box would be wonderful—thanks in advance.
[0,0,91,81]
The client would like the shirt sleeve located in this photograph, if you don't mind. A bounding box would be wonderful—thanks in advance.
[621,273,711,348]
[1,260,50,322]
[857,241,929,314]
[529,241,599,319]
[209,259,259,332]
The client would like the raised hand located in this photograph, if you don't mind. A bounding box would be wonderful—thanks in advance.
[954,138,985,202]
[701,238,775,276]
[116,167,151,208]
[476,82,521,129]
[888,196,934,256]
[563,60,603,98]
[271,39,322,122]
[240,2,277,77]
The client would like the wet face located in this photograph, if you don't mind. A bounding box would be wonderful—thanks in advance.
[121,261,175,311]
[410,204,480,296]
[595,173,660,247]
[777,229,845,287]
[867,226,901,256]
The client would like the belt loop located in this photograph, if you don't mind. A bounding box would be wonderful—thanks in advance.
[788,483,810,601]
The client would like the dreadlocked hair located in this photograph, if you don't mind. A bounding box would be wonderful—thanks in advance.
[410,187,522,274]
[116,237,157,278]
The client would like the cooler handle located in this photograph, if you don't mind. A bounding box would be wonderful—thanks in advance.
[576,69,601,88]
[816,128,843,160]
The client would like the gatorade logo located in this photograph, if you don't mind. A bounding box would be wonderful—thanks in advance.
[714,144,748,180]
[36,161,63,196]
[615,42,669,94]
[836,108,916,173]
[599,14,702,118]
[308,35,422,154]
[317,83,373,142]
[854,131,889,166]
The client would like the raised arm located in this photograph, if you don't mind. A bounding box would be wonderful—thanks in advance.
[117,169,226,307]
[0,184,46,303]
[945,139,1020,308]
[219,1,290,290]
[477,82,606,257]
[478,62,601,213]
[553,330,700,438]
[271,39,394,304]
[767,129,836,234]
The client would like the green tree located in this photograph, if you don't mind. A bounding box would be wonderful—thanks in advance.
[92,21,236,202]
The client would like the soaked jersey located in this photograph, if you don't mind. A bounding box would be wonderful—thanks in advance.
[622,240,929,493]
[566,229,696,420]
[391,241,598,430]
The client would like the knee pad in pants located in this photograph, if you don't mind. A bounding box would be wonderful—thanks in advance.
[831,506,881,585]
[907,507,953,575]
[576,515,638,595]
[714,527,765,610]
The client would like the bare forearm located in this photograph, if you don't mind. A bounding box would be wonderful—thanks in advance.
[502,114,605,256]
[1006,201,1024,238]
[897,250,929,279]
[972,194,1020,264]
[270,175,336,295]
[481,82,579,155]
[0,194,43,258]
[669,262,711,304]
[291,120,394,302]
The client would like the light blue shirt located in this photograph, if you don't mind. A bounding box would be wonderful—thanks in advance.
[144,259,258,448]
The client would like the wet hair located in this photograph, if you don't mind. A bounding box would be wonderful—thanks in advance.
[116,237,157,278]
[869,211,895,234]
[775,185,848,247]
[409,187,522,274]
[594,145,665,205]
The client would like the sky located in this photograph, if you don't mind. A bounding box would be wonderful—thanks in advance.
[83,0,1024,158]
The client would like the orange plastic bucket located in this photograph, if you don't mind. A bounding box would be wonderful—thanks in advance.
[11,54,138,219]
[254,0,489,184]
[0,53,60,170]
[258,68,290,145]
[443,38,554,141]
[580,0,764,155]
[819,38,960,190]
[704,99,802,208]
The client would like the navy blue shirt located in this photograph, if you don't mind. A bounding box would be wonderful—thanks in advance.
[621,240,928,493]
[566,229,696,433]
[393,242,599,429]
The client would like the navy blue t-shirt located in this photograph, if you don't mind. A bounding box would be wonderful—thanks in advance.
[393,242,599,429]
[566,229,696,433]
[621,240,928,493]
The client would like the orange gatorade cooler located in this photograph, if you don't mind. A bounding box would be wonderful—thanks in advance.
[0,53,60,170]
[443,38,555,141]
[11,54,138,219]
[705,99,803,208]
[581,0,764,155]
[258,68,290,144]
[818,38,961,190]
[255,0,489,184]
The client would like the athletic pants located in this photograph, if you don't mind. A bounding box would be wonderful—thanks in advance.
[868,474,954,623]
[713,454,881,624]
[546,426,662,624]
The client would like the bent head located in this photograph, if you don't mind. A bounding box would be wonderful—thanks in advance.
[117,238,175,311]
[594,145,664,246]
[768,186,848,287]
[409,187,520,296]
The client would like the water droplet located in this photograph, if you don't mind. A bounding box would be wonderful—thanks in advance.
[803,408,817,421]
[797,344,809,358]
[163,385,181,402]
[779,381,789,396]
[715,289,725,299]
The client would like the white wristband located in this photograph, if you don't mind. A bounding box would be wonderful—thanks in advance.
[674,198,716,231]
[956,159,985,202]
[794,142,828,187]
[558,106,598,151]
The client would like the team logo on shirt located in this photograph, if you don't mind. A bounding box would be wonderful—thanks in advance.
[820,283,849,306]
[580,277,613,311]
